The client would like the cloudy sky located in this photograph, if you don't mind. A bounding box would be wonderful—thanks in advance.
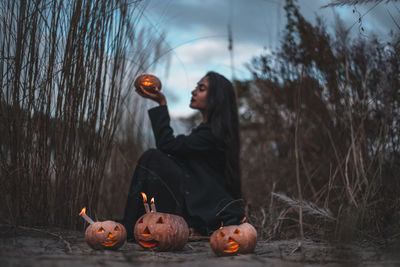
[137,0,399,118]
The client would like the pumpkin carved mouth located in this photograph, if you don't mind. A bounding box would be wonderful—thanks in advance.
[139,240,159,248]
[224,238,239,253]
[103,240,117,247]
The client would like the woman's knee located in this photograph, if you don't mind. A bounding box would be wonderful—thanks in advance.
[138,149,170,165]
[141,148,166,159]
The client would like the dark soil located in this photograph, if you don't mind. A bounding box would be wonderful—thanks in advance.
[1,225,399,267]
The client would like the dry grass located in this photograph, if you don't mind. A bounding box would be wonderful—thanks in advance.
[0,0,167,228]
[238,3,400,240]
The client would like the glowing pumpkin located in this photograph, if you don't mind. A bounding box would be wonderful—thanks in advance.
[134,74,162,94]
[209,223,257,256]
[134,212,189,251]
[85,220,127,250]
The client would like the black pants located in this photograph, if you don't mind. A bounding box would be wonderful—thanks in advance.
[122,149,244,239]
[122,149,196,238]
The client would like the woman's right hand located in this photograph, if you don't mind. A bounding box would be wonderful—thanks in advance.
[136,85,166,106]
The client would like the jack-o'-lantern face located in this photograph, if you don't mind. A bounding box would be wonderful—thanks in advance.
[85,221,127,250]
[210,223,257,256]
[134,74,162,94]
[134,212,189,251]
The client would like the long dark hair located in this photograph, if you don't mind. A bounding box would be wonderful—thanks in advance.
[205,71,241,199]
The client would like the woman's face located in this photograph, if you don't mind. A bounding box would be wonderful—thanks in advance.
[190,76,209,111]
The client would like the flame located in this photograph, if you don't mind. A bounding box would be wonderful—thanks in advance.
[150,197,155,204]
[141,192,147,202]
[79,207,86,216]
[142,80,153,86]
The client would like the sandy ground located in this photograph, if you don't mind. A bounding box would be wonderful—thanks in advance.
[0,226,399,267]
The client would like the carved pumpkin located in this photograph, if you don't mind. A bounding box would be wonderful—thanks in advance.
[134,74,162,94]
[134,211,189,251]
[85,220,127,250]
[209,223,257,256]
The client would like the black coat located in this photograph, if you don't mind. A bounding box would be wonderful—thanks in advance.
[123,105,244,236]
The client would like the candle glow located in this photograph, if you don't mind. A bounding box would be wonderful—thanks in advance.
[150,197,156,212]
[141,192,150,213]
[79,206,94,225]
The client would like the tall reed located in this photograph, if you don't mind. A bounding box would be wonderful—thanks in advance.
[0,0,167,228]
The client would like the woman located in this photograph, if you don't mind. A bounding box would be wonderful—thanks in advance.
[122,71,244,239]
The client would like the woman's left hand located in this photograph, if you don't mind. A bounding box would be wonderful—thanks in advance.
[136,85,166,106]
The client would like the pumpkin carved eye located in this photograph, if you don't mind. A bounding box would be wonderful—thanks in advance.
[234,229,241,235]
[97,227,105,233]
[218,232,225,239]
[138,218,144,224]
[156,217,164,224]
[115,226,120,232]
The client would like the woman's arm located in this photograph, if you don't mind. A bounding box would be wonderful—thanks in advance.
[148,106,219,157]
[135,83,218,156]
[136,85,166,106]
